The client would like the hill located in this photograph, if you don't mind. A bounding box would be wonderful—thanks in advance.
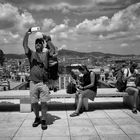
[5,49,137,59]
[58,49,136,58]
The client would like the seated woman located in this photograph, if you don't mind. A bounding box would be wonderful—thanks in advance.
[70,65,97,117]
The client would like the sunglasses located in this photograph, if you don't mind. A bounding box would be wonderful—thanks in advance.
[35,38,44,45]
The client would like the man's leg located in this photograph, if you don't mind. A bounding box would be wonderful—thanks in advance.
[75,92,79,109]
[30,81,41,127]
[40,83,50,130]
[41,102,47,120]
[133,88,139,110]
[126,87,139,113]
[32,102,39,118]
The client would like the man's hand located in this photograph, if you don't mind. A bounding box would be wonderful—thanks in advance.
[27,28,32,35]
[43,34,49,42]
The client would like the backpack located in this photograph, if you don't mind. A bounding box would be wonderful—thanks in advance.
[135,74,140,87]
[115,68,129,92]
[94,72,99,87]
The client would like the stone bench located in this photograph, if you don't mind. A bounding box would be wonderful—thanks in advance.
[1,88,137,113]
[0,90,30,113]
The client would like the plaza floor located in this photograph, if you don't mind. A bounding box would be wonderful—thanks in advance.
[0,98,140,140]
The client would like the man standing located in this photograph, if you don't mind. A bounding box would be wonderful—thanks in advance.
[23,28,50,130]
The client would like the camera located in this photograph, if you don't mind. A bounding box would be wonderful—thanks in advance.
[30,27,40,32]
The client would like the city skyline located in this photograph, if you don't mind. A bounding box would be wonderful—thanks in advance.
[0,0,140,55]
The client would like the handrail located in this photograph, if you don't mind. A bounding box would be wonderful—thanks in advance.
[12,81,29,90]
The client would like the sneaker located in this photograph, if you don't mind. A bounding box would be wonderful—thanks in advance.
[41,120,47,130]
[49,87,53,90]
[32,117,41,127]
[53,87,57,92]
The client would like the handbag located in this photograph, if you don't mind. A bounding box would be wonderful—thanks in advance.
[66,82,77,94]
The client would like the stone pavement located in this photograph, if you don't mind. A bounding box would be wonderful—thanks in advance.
[0,98,140,140]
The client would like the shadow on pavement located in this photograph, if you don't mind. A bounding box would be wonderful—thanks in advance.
[46,113,61,125]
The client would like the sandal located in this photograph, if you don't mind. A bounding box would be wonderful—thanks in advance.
[70,112,79,117]
[132,108,137,114]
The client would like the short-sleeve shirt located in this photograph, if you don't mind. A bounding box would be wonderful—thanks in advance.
[26,49,48,83]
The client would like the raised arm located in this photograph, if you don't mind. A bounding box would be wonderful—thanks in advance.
[23,30,31,54]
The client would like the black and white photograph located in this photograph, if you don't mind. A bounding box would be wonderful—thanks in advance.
[0,0,140,140]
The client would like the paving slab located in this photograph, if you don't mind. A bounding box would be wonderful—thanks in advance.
[99,134,131,140]
[42,136,70,140]
[69,126,98,136]
[71,135,100,140]
[94,125,125,135]
[120,125,140,135]
[15,126,43,137]
[68,118,93,127]
[90,118,115,126]
[1,97,140,140]
[13,137,41,140]
[42,126,70,137]
[128,134,140,140]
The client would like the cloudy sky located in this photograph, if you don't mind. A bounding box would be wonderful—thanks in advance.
[0,0,140,55]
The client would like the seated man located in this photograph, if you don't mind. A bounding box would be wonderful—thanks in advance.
[124,62,139,114]
[70,65,97,117]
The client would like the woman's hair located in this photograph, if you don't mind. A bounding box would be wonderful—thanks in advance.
[131,62,138,69]
[78,65,88,72]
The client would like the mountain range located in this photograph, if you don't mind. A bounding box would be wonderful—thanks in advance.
[4,49,137,59]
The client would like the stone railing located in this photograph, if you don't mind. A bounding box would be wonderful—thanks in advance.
[58,75,71,89]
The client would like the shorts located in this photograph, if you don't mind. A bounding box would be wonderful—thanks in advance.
[125,86,139,96]
[30,81,50,103]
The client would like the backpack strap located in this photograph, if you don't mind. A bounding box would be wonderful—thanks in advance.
[122,68,129,82]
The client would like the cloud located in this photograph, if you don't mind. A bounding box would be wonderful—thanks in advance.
[120,43,129,47]
[0,3,35,33]
[59,32,68,39]
[58,44,67,50]
[50,24,68,33]
[0,3,36,47]
[96,0,118,3]
[29,2,81,12]
[41,18,56,32]
[136,35,140,39]
[75,2,140,36]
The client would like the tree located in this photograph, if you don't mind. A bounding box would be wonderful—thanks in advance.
[0,49,5,66]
